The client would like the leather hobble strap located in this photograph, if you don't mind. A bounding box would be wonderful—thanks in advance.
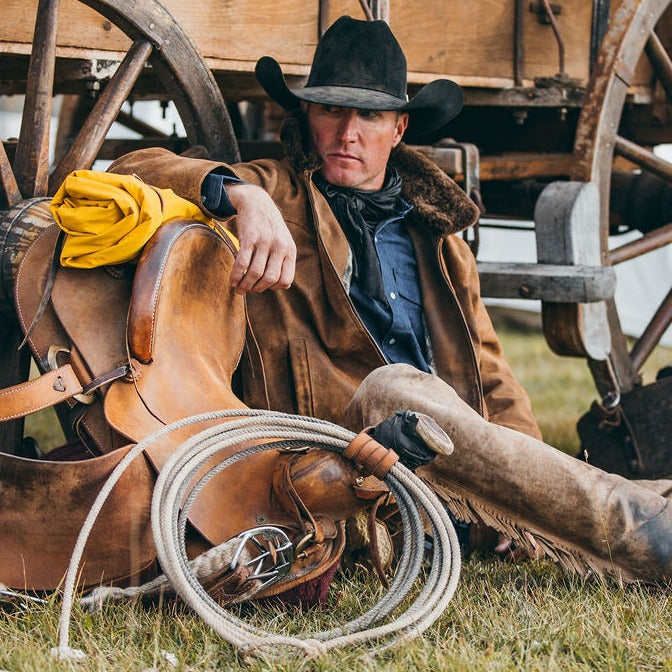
[272,453,325,544]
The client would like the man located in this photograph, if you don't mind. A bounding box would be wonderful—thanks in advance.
[110,16,672,583]
[111,16,540,438]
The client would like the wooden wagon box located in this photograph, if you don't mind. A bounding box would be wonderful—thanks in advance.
[0,0,603,90]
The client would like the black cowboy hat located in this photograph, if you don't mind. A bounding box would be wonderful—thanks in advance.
[255,15,463,141]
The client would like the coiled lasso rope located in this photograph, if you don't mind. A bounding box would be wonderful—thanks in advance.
[52,409,461,661]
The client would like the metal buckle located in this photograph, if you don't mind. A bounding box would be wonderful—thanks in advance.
[230,526,294,590]
[47,345,96,405]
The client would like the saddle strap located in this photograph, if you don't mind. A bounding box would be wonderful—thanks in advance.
[0,365,83,422]
[0,362,131,422]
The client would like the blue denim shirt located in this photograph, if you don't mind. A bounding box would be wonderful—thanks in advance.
[347,198,432,373]
[201,171,243,215]
[202,173,432,372]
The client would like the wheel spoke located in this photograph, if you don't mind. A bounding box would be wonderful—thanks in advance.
[12,0,59,198]
[645,30,672,103]
[115,110,169,138]
[0,142,21,207]
[630,286,672,373]
[610,221,672,265]
[614,135,672,183]
[48,39,153,194]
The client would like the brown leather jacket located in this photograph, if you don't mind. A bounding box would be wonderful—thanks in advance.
[110,117,541,439]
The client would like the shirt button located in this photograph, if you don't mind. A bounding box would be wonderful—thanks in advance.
[390,292,397,300]
[388,338,396,345]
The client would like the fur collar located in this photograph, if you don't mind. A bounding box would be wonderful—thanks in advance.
[279,111,479,236]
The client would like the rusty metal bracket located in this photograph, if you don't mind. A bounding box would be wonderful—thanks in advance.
[358,0,375,21]
[319,0,330,37]
[536,0,565,76]
[514,0,526,86]
[590,0,611,72]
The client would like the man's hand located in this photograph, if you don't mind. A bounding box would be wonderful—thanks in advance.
[225,183,296,294]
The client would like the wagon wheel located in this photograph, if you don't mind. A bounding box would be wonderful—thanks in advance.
[0,0,239,451]
[546,0,672,399]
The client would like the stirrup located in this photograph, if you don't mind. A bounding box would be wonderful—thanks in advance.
[230,526,294,590]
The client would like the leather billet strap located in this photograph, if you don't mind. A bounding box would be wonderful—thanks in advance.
[343,431,399,479]
[17,230,66,351]
[0,362,132,423]
[0,365,83,422]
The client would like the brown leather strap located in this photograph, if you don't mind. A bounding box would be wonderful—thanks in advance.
[18,229,66,350]
[272,453,324,544]
[0,365,83,421]
[0,361,133,423]
[343,432,399,479]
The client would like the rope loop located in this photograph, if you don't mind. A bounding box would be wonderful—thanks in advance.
[54,409,461,659]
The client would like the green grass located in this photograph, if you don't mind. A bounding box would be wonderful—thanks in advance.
[5,322,672,671]
[4,562,672,671]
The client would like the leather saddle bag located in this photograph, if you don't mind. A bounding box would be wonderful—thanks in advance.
[577,375,672,479]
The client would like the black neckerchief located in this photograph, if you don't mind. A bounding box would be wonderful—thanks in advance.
[314,168,403,303]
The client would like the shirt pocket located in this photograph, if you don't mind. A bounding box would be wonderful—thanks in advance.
[393,269,423,307]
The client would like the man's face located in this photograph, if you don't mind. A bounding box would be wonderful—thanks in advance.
[304,103,409,191]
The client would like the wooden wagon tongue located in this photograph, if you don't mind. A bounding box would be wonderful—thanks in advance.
[0,212,387,598]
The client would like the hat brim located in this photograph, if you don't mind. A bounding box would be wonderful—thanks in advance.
[255,56,463,142]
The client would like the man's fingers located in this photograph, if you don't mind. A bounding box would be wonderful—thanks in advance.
[234,246,269,293]
[276,250,296,289]
[248,249,284,293]
[229,211,296,293]
[230,243,254,287]
[225,184,295,293]
[233,245,295,294]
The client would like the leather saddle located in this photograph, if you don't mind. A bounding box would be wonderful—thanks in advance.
[1,208,385,596]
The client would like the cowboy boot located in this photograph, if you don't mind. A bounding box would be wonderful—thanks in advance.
[343,363,672,584]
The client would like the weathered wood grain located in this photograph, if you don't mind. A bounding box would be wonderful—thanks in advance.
[477,261,615,303]
[0,0,596,87]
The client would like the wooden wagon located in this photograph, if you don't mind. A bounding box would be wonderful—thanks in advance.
[1,0,671,469]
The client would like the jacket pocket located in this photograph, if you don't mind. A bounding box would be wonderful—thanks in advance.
[288,338,315,417]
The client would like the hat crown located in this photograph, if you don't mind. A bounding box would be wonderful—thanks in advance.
[255,15,464,141]
[307,16,407,101]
